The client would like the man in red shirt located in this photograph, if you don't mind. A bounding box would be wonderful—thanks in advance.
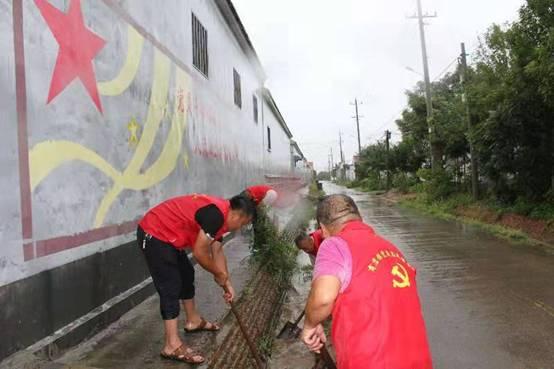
[243,184,279,206]
[138,194,256,364]
[301,194,433,369]
[295,229,324,257]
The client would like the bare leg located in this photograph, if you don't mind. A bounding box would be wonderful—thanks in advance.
[162,318,204,362]
[162,319,183,353]
[182,298,202,325]
[182,299,219,330]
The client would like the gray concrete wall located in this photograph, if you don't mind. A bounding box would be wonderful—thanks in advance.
[0,0,310,360]
[0,0,23,288]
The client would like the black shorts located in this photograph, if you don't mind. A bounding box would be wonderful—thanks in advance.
[138,226,195,320]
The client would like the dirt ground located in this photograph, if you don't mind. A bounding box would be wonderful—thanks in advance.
[383,190,554,246]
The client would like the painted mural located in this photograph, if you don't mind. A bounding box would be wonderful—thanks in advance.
[1,0,307,286]
[0,0,312,361]
[27,0,197,264]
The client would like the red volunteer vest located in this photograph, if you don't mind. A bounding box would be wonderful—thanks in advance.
[138,194,230,249]
[309,229,324,256]
[246,185,273,205]
[332,220,433,369]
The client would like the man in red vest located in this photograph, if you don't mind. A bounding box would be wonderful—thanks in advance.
[138,194,256,364]
[301,194,433,369]
[243,184,279,206]
[295,229,324,257]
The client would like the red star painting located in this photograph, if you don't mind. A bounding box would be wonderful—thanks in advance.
[35,0,106,113]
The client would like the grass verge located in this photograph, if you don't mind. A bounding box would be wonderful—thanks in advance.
[400,193,553,250]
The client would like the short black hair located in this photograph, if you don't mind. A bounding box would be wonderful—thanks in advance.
[294,233,310,246]
[316,194,361,226]
[229,194,257,219]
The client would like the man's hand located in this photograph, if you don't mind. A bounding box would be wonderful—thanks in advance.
[301,323,326,353]
[214,272,228,287]
[222,281,235,303]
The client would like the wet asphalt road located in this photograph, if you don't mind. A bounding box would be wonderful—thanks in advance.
[323,182,554,369]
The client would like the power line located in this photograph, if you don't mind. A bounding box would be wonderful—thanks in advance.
[368,54,463,144]
[431,56,459,81]
[303,54,465,156]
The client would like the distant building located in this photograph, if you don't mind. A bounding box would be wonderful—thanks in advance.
[345,163,356,181]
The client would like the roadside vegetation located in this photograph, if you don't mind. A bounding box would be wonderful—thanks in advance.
[340,0,554,244]
[247,181,322,359]
[250,180,322,284]
[250,206,299,285]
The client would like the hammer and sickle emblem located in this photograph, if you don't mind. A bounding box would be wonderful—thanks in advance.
[391,263,411,288]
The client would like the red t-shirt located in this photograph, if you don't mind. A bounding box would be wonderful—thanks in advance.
[308,229,324,256]
[331,220,433,369]
[246,185,274,205]
[138,194,230,249]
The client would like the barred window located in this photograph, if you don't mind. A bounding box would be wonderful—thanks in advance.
[192,13,208,77]
[233,69,242,108]
[253,95,258,123]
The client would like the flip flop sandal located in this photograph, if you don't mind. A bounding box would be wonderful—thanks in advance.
[160,344,205,364]
[184,317,220,333]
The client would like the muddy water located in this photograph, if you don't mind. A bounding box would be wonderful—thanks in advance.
[269,252,318,369]
[321,181,554,369]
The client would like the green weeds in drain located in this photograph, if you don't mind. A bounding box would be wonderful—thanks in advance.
[251,181,323,284]
[248,183,324,359]
[257,333,274,358]
[251,207,299,285]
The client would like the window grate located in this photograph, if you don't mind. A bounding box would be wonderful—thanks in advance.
[253,95,258,123]
[192,13,208,77]
[233,69,242,108]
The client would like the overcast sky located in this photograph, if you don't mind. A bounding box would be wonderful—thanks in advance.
[232,0,525,171]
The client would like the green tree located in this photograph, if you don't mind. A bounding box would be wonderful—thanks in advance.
[469,0,554,202]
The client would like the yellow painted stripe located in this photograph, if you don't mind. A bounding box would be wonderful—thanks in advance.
[98,25,145,97]
[29,141,120,191]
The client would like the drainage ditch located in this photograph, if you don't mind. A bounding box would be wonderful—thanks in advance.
[205,188,335,369]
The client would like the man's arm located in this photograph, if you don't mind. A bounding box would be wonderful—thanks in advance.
[211,240,236,302]
[211,240,229,279]
[304,275,341,328]
[193,204,227,284]
[301,276,340,352]
[302,236,351,353]
[192,230,227,284]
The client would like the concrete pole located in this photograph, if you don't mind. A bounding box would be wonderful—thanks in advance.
[460,42,479,200]
[385,130,391,190]
[414,0,438,169]
[354,99,362,155]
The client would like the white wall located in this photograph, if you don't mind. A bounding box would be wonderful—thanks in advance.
[0,0,299,287]
[262,100,294,175]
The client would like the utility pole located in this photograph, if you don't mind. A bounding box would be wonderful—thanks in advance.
[339,131,345,181]
[329,147,335,179]
[409,0,438,170]
[339,131,344,163]
[351,99,363,155]
[385,130,392,190]
[460,42,479,200]
[328,152,332,179]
